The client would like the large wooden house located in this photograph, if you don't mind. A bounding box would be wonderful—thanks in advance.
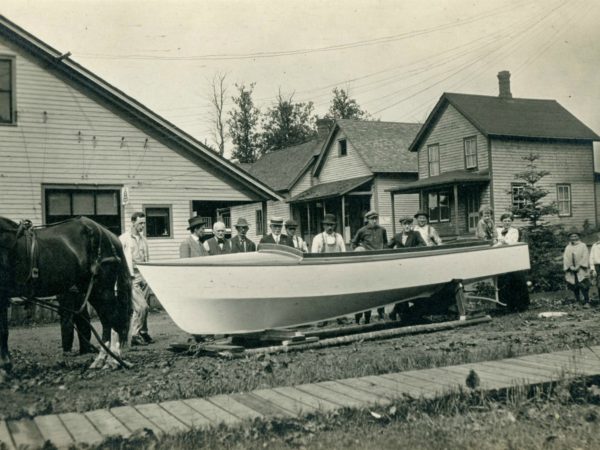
[0,16,281,260]
[389,71,599,237]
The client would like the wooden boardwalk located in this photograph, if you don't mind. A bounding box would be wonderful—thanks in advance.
[2,346,600,449]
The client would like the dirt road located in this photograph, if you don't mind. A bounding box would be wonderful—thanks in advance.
[1,291,599,421]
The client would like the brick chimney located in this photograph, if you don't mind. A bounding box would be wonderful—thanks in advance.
[316,118,333,139]
[497,70,512,99]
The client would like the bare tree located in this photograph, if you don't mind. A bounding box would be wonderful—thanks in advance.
[207,72,228,156]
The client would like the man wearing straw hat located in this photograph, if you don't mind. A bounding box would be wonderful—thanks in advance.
[179,216,209,258]
[230,218,256,253]
[285,219,308,253]
[413,210,442,246]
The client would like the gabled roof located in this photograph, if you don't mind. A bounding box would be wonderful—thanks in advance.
[313,119,420,177]
[289,175,373,203]
[0,15,282,201]
[410,92,600,151]
[245,139,321,192]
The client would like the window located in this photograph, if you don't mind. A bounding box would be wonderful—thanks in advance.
[45,187,121,235]
[144,206,172,238]
[256,209,264,235]
[428,144,440,176]
[511,183,526,211]
[0,58,15,124]
[338,139,347,157]
[427,191,450,223]
[557,184,571,217]
[464,136,477,169]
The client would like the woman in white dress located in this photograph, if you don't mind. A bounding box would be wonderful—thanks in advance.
[496,213,520,245]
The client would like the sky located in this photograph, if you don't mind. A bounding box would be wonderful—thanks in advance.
[2,0,600,158]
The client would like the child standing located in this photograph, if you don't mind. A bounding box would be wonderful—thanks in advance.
[563,228,590,304]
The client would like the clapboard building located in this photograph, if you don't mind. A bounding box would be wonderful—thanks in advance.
[0,16,281,260]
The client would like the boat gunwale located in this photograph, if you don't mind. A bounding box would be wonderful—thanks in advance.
[138,241,529,268]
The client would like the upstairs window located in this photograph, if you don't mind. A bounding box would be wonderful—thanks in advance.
[338,139,347,157]
[464,136,477,169]
[557,184,571,217]
[428,144,440,176]
[144,205,172,238]
[0,58,15,124]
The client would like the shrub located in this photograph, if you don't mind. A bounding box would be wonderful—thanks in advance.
[521,225,567,292]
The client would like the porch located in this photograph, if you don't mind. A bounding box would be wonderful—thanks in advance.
[388,170,491,238]
[288,176,373,244]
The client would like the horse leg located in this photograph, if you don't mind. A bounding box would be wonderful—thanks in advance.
[0,297,12,372]
[89,317,111,370]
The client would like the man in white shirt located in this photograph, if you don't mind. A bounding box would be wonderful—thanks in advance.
[311,214,346,253]
[203,221,232,255]
[119,212,152,346]
[413,210,442,246]
[259,217,294,247]
[285,219,308,253]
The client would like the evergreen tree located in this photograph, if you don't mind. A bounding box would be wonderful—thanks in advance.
[227,83,260,163]
[258,92,316,155]
[510,153,558,227]
[325,87,370,120]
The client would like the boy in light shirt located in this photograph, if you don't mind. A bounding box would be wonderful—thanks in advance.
[589,232,600,297]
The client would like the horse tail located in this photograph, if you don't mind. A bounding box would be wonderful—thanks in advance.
[108,228,133,343]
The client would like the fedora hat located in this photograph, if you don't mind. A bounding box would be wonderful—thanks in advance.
[285,219,298,228]
[187,215,206,230]
[270,216,284,226]
[234,218,249,228]
[414,210,429,219]
[364,210,378,219]
[322,213,337,225]
[567,226,581,238]
[399,215,413,224]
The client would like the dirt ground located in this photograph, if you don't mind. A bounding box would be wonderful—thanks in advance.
[1,290,600,422]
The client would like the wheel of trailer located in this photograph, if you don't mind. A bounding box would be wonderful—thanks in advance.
[498,271,530,312]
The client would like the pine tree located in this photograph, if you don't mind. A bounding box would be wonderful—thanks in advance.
[227,83,260,163]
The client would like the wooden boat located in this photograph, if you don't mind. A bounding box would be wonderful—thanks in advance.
[137,241,530,334]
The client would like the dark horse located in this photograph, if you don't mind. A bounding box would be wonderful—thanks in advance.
[0,216,132,371]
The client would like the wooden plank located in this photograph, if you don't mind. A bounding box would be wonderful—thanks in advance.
[442,365,517,390]
[110,405,163,435]
[295,383,364,408]
[360,375,426,397]
[271,386,339,412]
[483,359,559,379]
[58,412,103,445]
[7,418,45,449]
[476,361,554,383]
[135,404,189,434]
[183,398,240,426]
[524,353,600,373]
[229,392,295,418]
[0,421,14,450]
[336,378,400,401]
[507,358,578,376]
[84,409,131,439]
[318,380,390,406]
[209,395,264,421]
[399,368,465,392]
[380,372,440,396]
[33,414,74,449]
[160,400,212,429]
[253,388,318,416]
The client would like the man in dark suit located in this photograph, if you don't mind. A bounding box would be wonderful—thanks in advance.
[203,221,232,255]
[259,217,294,247]
[179,216,209,258]
[230,218,256,253]
[388,216,426,249]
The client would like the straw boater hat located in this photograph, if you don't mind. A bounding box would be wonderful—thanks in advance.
[285,219,298,228]
[414,210,429,219]
[269,216,284,226]
[399,215,413,224]
[322,214,337,224]
[187,216,206,230]
[234,218,249,228]
[365,210,379,219]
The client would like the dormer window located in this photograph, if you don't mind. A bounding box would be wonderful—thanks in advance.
[0,57,16,124]
[338,139,347,157]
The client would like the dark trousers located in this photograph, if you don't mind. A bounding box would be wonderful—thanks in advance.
[58,288,92,353]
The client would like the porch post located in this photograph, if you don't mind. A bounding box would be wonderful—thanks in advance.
[306,203,311,237]
[262,201,268,233]
[453,184,459,236]
[341,195,346,240]
[390,192,396,236]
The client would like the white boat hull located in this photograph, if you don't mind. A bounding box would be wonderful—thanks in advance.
[137,242,530,334]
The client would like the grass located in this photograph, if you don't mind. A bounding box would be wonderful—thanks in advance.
[82,376,600,450]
